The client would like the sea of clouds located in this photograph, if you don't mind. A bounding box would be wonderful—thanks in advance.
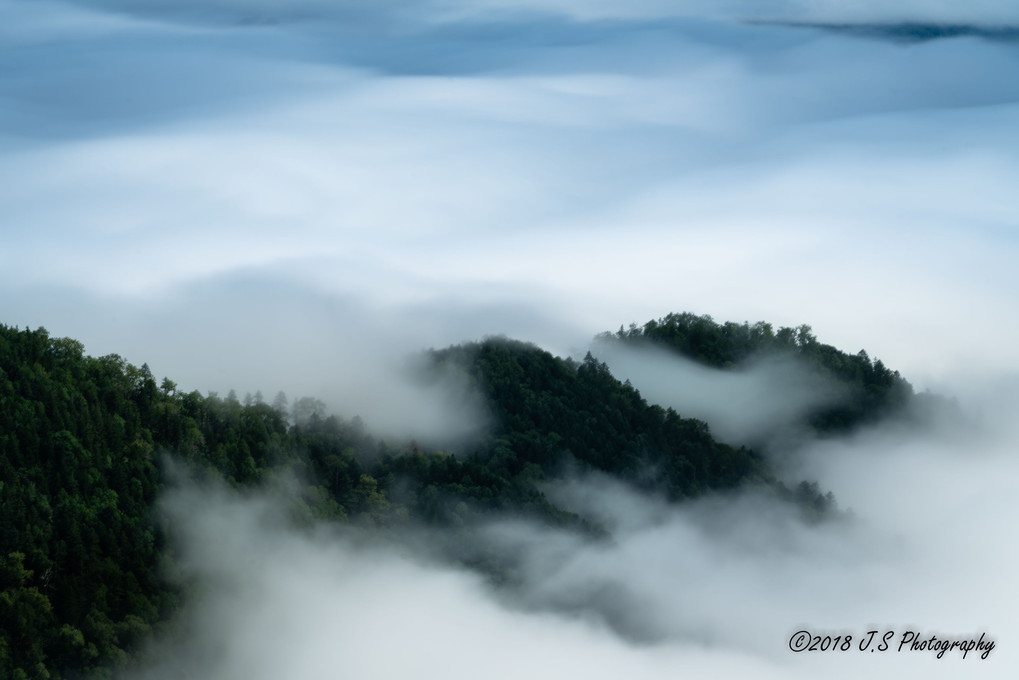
[2,1,1018,677]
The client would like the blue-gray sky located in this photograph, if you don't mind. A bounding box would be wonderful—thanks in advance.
[4,0,1019,408]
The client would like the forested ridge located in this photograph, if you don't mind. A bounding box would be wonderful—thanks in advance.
[601,312,916,434]
[0,317,916,678]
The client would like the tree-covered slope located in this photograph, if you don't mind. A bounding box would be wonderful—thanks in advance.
[602,312,915,434]
[422,338,766,500]
[0,317,902,678]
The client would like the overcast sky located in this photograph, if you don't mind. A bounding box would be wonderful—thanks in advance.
[4,0,1019,408]
[4,1,1019,678]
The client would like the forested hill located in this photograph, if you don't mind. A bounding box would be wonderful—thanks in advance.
[0,319,899,678]
[600,312,916,434]
[423,339,765,499]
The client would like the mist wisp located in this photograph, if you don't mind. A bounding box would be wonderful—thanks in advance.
[591,338,848,446]
[124,371,1017,680]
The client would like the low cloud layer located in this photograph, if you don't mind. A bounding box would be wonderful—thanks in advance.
[135,477,787,680]
[127,372,1018,680]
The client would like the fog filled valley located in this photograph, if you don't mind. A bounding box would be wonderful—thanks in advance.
[1,315,1015,679]
[3,0,1019,678]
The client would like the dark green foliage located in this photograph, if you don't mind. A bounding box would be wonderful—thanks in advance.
[0,317,911,677]
[425,338,766,501]
[0,328,168,679]
[604,312,915,434]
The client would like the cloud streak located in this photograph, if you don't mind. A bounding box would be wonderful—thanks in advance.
[590,338,847,445]
[44,0,1019,27]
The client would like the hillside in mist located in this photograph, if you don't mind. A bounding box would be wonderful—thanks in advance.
[0,314,932,679]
